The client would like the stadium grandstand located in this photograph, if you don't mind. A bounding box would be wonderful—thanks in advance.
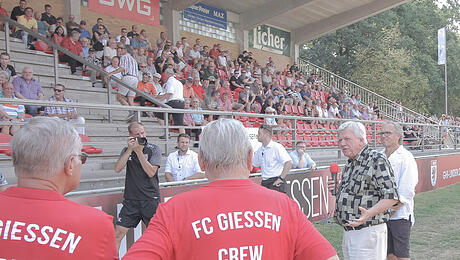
[1,0,460,256]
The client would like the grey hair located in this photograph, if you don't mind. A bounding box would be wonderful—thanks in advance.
[0,71,8,79]
[11,117,81,178]
[338,121,368,144]
[383,121,404,144]
[199,119,252,172]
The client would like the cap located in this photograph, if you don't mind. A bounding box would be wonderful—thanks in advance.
[187,77,193,82]
[152,73,161,78]
[208,76,216,81]
[80,20,86,25]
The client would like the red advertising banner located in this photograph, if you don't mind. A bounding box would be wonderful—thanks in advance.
[88,0,160,26]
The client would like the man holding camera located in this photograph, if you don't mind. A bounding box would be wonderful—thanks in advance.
[114,122,162,251]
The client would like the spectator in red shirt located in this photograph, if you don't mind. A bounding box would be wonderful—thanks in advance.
[0,0,8,30]
[218,80,232,98]
[209,44,220,59]
[191,76,205,101]
[183,77,195,99]
[60,30,83,74]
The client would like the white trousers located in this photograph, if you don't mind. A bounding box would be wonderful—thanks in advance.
[342,223,387,260]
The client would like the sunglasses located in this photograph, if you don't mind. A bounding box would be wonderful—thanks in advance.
[54,88,64,92]
[378,131,394,136]
[71,152,88,164]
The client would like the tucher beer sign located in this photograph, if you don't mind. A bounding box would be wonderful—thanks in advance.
[249,25,291,57]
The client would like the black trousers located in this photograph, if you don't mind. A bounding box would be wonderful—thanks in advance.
[261,177,286,194]
[60,54,83,74]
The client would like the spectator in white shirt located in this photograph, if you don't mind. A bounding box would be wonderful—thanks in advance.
[381,121,418,260]
[187,44,201,64]
[253,124,293,194]
[290,142,316,170]
[165,134,204,182]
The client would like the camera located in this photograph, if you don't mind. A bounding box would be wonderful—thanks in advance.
[136,137,147,146]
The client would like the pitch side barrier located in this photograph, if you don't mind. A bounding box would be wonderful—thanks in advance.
[0,98,455,155]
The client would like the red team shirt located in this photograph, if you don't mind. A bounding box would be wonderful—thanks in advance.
[124,179,336,260]
[0,187,118,259]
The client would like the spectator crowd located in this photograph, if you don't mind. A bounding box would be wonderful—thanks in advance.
[0,0,459,144]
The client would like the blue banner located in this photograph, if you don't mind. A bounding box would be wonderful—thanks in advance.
[183,3,227,30]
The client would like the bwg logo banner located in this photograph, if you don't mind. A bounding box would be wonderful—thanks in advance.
[249,25,291,57]
[89,0,160,26]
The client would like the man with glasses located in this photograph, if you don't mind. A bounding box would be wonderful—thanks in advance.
[330,121,399,260]
[114,122,162,251]
[116,27,130,45]
[44,83,85,134]
[104,43,138,121]
[0,117,117,258]
[380,122,418,260]
[91,17,109,35]
[253,124,293,194]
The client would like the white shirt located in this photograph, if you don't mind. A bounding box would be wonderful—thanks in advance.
[383,145,418,224]
[165,76,184,102]
[165,150,202,181]
[104,65,122,79]
[218,55,227,67]
[253,140,292,180]
[188,49,201,60]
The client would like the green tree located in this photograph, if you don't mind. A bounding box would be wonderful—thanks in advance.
[300,0,460,116]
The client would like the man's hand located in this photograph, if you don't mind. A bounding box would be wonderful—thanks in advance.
[127,137,137,152]
[272,178,283,187]
[347,206,370,227]
[70,111,78,119]
[327,174,341,195]
[104,73,112,83]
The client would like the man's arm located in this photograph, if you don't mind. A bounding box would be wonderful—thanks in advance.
[184,172,205,180]
[134,147,159,178]
[114,147,132,173]
[280,160,293,179]
[348,198,398,227]
[165,172,174,182]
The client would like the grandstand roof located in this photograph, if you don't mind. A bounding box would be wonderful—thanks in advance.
[171,0,409,44]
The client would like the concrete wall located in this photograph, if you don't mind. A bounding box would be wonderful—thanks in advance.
[4,0,65,21]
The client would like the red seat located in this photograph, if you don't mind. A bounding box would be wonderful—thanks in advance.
[303,135,312,147]
[284,105,292,115]
[318,135,327,147]
[311,136,319,147]
[0,133,12,156]
[291,105,299,115]
[243,121,252,127]
[297,106,305,116]
[79,134,103,154]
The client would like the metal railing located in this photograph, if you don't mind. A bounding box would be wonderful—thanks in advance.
[297,59,434,124]
[0,98,457,154]
[0,14,170,123]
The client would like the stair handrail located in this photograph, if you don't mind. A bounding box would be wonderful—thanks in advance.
[297,58,435,124]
